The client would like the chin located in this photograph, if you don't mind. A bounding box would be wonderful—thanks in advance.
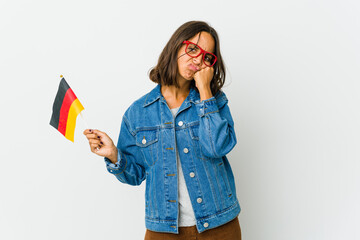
[178,69,195,82]
[179,74,193,81]
[185,73,195,80]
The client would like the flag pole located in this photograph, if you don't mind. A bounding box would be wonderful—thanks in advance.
[80,112,89,129]
[80,111,98,150]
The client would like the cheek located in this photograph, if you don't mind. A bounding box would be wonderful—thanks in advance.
[178,62,186,77]
[177,57,187,72]
[177,59,194,79]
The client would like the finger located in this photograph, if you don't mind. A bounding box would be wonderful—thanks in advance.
[90,143,102,152]
[89,139,101,145]
[92,130,108,138]
[92,147,100,153]
[84,133,98,140]
[83,129,95,135]
[92,131,110,143]
[90,143,101,148]
[203,66,212,72]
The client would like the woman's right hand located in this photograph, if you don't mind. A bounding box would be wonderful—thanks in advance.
[83,129,118,164]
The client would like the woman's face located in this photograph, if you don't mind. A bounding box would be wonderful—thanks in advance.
[177,31,215,83]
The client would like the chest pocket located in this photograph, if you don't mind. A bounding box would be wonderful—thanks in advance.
[136,128,159,167]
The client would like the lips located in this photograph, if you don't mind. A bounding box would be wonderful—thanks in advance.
[189,64,199,71]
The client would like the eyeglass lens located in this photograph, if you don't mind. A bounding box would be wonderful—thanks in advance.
[186,43,216,66]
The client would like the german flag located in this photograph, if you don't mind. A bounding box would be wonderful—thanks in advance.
[50,77,84,142]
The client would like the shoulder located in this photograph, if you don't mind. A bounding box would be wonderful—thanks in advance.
[214,89,229,108]
[215,89,228,99]
[123,85,159,119]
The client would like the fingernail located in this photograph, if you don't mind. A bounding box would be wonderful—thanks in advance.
[97,136,100,139]
[89,129,92,132]
[100,141,103,144]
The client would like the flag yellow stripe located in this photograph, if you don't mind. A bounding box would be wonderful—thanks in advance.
[64,99,84,142]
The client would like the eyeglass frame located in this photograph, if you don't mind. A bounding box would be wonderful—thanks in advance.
[182,40,218,67]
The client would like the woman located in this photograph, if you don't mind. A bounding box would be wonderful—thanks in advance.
[84,21,242,240]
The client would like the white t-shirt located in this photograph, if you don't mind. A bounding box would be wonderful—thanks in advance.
[170,107,196,227]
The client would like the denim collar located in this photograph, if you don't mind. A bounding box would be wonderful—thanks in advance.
[143,84,200,107]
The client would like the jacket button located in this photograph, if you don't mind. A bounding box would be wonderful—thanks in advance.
[189,172,195,178]
[197,198,202,203]
[183,148,189,153]
[142,138,146,144]
[203,222,209,228]
[178,121,184,126]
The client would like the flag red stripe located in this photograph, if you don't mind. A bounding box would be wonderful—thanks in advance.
[58,88,78,135]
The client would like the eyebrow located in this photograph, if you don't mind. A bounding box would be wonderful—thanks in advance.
[178,32,202,59]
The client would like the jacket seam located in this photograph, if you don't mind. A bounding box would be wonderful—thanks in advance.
[197,200,238,221]
[206,115,220,158]
[204,110,219,116]
[123,115,135,136]
[114,153,127,175]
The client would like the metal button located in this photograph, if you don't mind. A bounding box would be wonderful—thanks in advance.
[183,148,189,153]
[189,172,195,178]
[197,198,202,203]
[178,121,184,126]
[203,222,209,228]
[142,138,146,144]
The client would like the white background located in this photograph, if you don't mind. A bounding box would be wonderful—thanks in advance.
[1,0,359,239]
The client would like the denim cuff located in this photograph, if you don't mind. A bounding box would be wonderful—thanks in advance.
[104,150,126,175]
[195,96,219,117]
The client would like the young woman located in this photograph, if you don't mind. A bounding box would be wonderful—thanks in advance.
[84,21,242,240]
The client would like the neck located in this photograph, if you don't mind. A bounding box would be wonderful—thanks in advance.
[161,80,192,100]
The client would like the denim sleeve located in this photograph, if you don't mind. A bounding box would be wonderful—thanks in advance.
[195,91,237,158]
[103,115,146,186]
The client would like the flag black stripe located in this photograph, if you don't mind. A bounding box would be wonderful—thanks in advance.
[49,78,71,129]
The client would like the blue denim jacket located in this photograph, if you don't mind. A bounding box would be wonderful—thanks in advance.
[104,84,241,234]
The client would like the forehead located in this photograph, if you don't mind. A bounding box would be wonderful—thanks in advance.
[187,32,215,53]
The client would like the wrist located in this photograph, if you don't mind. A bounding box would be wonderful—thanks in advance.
[198,86,213,101]
[108,146,118,164]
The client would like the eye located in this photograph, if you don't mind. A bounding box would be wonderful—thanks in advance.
[187,44,199,52]
[204,54,214,62]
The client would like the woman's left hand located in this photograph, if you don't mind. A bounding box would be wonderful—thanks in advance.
[193,67,214,90]
[194,67,214,101]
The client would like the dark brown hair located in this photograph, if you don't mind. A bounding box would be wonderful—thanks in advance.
[149,21,226,96]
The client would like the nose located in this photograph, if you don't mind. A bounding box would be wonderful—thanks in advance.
[192,53,203,66]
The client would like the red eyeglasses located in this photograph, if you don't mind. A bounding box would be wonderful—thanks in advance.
[182,40,217,67]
